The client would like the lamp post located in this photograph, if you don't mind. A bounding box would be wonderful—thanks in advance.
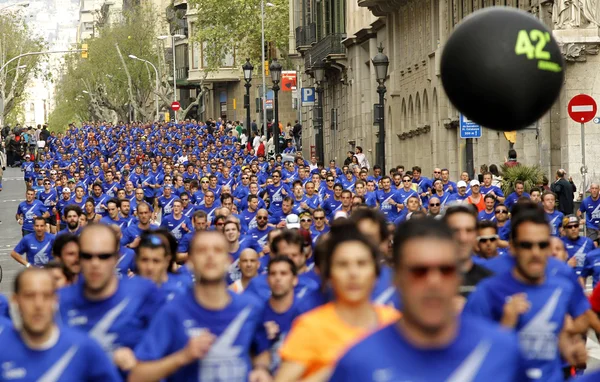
[270,58,282,155]
[242,58,253,137]
[372,44,389,174]
[129,54,160,121]
[313,61,325,163]
[260,1,275,136]
[158,34,185,123]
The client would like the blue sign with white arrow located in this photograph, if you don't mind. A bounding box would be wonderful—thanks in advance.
[460,114,482,139]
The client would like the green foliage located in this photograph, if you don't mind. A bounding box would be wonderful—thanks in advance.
[188,0,290,72]
[500,164,545,195]
[0,14,47,124]
[49,4,168,125]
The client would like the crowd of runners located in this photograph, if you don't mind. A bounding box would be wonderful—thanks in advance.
[0,119,599,381]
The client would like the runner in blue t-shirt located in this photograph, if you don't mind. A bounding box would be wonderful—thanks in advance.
[16,189,49,236]
[0,268,121,381]
[12,217,55,267]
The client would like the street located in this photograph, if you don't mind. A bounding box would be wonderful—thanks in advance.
[0,167,25,295]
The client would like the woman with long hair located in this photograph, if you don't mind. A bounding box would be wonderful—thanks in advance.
[275,221,400,382]
[84,198,101,224]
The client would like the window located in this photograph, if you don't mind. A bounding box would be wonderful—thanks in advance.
[201,42,235,68]
[190,24,199,69]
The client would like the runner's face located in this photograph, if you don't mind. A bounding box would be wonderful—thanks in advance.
[80,229,118,294]
[14,271,57,337]
[268,261,296,298]
[34,219,46,236]
[511,222,550,282]
[190,232,230,283]
[60,241,81,274]
[137,247,169,285]
[395,238,459,333]
[330,241,376,304]
[445,213,477,261]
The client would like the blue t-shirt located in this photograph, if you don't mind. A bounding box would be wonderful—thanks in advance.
[16,200,48,232]
[330,316,527,382]
[464,271,590,382]
[266,184,290,213]
[58,277,163,354]
[244,273,319,301]
[247,226,275,250]
[582,248,600,288]
[160,214,192,241]
[505,192,530,210]
[255,297,312,373]
[14,233,55,266]
[134,289,267,382]
[0,294,9,319]
[579,196,600,230]
[562,236,595,275]
[478,210,496,221]
[546,210,564,237]
[376,189,402,222]
[0,325,121,381]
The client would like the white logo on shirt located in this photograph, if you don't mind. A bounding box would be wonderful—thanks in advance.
[519,288,561,361]
[89,298,130,354]
[38,345,79,382]
[199,307,252,382]
[446,340,492,382]
[33,242,51,266]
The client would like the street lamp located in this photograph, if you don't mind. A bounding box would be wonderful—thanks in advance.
[269,58,282,155]
[158,33,186,123]
[313,61,325,163]
[242,58,253,138]
[260,1,275,136]
[372,44,389,174]
[129,54,160,121]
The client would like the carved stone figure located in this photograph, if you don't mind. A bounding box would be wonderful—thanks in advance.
[553,0,600,29]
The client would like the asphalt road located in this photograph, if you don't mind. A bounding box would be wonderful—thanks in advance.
[0,167,26,296]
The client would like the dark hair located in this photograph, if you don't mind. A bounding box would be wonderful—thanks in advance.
[106,198,119,208]
[34,216,46,225]
[443,204,477,223]
[220,192,233,204]
[393,218,454,267]
[268,255,297,276]
[63,205,83,218]
[52,233,79,258]
[316,220,380,287]
[530,187,542,195]
[272,229,303,255]
[508,149,517,160]
[484,194,496,202]
[45,259,75,283]
[489,164,500,176]
[350,208,389,244]
[193,210,208,220]
[510,202,548,241]
[541,190,556,201]
[477,219,498,233]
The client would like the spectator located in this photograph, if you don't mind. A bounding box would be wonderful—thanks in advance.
[551,169,575,215]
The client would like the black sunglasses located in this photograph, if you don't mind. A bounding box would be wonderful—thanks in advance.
[406,264,457,279]
[429,203,440,207]
[80,252,115,261]
[515,241,550,250]
[495,210,508,214]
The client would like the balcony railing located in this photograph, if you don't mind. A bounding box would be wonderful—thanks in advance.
[295,23,317,50]
[176,66,189,80]
[305,32,346,70]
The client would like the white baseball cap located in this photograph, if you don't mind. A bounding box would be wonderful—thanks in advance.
[457,181,467,188]
[62,187,71,193]
[285,214,300,229]
[470,179,480,187]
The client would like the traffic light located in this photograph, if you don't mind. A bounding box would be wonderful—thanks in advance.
[264,61,269,76]
[81,44,88,59]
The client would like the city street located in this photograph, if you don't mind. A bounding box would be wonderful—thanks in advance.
[0,167,26,295]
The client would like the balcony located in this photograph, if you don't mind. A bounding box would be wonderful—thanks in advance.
[176,66,189,81]
[304,33,346,71]
[358,0,403,16]
[295,23,316,52]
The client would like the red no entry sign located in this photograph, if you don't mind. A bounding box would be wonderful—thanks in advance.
[568,94,597,123]
[171,101,181,111]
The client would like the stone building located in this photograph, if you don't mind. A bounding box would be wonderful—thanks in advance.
[294,0,600,191]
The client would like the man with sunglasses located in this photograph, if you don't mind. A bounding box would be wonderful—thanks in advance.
[247,209,275,254]
[330,218,528,382]
[310,208,330,245]
[561,215,594,276]
[465,205,590,382]
[476,220,500,259]
[58,224,163,371]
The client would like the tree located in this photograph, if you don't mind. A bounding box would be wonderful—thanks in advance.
[49,5,178,128]
[187,0,290,73]
[0,14,47,126]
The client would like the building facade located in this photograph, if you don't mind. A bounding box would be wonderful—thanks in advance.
[294,0,599,191]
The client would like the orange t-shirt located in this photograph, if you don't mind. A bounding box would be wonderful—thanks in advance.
[468,194,486,212]
[278,302,400,378]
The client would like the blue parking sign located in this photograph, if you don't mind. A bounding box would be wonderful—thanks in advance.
[460,114,482,138]
[301,87,315,106]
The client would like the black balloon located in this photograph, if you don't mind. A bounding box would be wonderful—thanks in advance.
[441,7,564,132]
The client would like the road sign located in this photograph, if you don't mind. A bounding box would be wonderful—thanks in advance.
[301,87,315,106]
[459,114,482,138]
[594,117,600,124]
[568,94,596,123]
[171,101,181,111]
[281,71,297,92]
